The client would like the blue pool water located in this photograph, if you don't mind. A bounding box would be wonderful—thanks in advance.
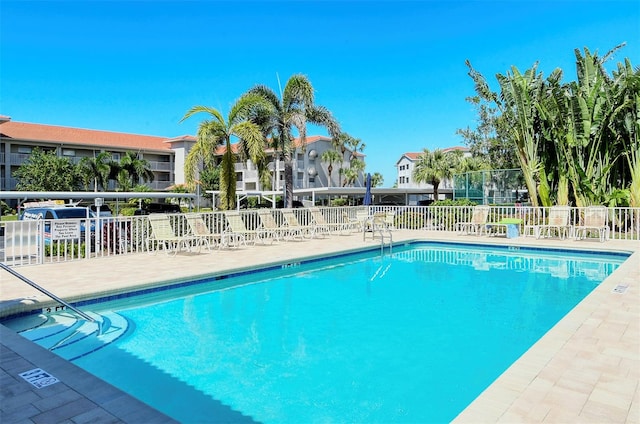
[5,243,628,423]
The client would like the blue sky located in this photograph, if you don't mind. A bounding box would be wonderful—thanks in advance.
[2,1,638,187]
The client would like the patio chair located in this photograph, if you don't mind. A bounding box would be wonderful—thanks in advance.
[185,214,220,251]
[534,206,572,239]
[363,212,392,242]
[347,208,371,232]
[222,212,251,247]
[455,205,490,236]
[254,209,280,244]
[384,210,396,230]
[574,206,610,242]
[281,209,314,239]
[147,214,197,255]
[309,207,346,236]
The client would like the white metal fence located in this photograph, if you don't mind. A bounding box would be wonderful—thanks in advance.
[1,206,638,266]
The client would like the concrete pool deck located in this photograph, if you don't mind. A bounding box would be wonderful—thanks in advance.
[1,230,638,423]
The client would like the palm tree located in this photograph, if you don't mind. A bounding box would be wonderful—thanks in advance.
[345,135,366,162]
[248,74,340,208]
[321,149,342,187]
[341,168,358,187]
[341,159,366,187]
[180,94,266,210]
[370,172,384,188]
[413,148,464,201]
[78,151,112,191]
[333,132,358,186]
[111,152,154,192]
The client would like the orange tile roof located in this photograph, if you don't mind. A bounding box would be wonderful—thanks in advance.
[402,152,422,160]
[0,120,176,151]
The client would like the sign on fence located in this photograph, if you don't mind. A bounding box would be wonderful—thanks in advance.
[51,221,81,240]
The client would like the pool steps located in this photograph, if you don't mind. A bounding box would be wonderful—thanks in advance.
[6,311,130,361]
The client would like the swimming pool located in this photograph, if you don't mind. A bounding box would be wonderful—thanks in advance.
[3,242,628,423]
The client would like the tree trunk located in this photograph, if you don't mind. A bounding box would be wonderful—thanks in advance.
[284,150,294,208]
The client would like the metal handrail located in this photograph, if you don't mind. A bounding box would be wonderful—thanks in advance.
[0,263,96,323]
[363,213,393,255]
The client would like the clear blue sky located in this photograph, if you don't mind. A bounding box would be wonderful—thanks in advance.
[2,1,638,187]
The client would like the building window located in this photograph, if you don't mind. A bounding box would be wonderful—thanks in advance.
[17,146,32,154]
[62,149,75,156]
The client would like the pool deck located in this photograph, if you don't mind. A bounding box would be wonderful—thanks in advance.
[1,230,638,423]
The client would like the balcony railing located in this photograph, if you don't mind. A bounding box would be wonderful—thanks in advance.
[9,153,31,165]
[149,161,172,172]
[148,181,172,190]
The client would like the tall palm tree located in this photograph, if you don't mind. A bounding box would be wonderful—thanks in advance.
[180,94,266,210]
[341,159,366,187]
[370,172,384,188]
[345,135,366,162]
[321,149,342,187]
[333,132,357,186]
[78,151,112,191]
[248,74,341,208]
[119,151,155,189]
[413,148,464,201]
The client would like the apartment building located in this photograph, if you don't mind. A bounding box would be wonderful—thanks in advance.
[0,116,363,195]
[229,135,364,192]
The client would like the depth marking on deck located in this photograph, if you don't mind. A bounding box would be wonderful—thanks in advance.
[612,284,629,294]
[19,368,60,388]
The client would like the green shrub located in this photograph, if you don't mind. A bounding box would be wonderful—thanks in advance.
[119,207,139,216]
[331,198,348,207]
[0,201,12,215]
[432,199,478,207]
[396,211,425,229]
[44,242,87,258]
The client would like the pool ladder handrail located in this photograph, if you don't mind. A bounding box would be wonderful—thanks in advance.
[0,262,96,323]
[363,213,393,255]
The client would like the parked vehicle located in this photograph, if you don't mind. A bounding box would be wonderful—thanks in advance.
[20,206,95,244]
[89,204,113,217]
[134,202,182,215]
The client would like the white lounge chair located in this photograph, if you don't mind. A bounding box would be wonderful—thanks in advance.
[256,209,282,243]
[534,206,572,239]
[383,210,396,230]
[574,206,609,242]
[347,208,371,233]
[147,214,197,255]
[281,209,314,240]
[222,212,251,247]
[309,207,346,236]
[186,214,220,251]
[455,205,490,236]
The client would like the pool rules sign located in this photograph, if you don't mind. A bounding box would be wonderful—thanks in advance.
[51,221,81,240]
[19,368,60,389]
